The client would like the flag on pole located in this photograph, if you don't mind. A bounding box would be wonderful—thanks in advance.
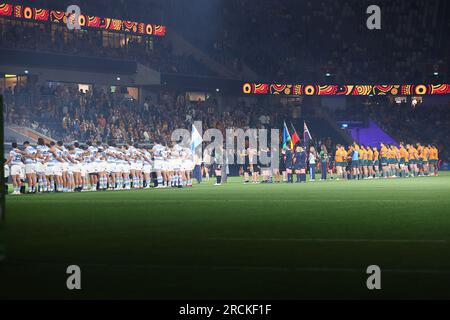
[191,124,203,152]
[282,121,292,150]
[290,122,301,148]
[303,121,312,147]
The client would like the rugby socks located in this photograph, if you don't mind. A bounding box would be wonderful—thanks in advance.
[124,176,130,189]
[216,175,222,184]
[102,176,108,189]
[296,174,301,182]
[300,173,306,183]
[116,176,123,189]
[38,177,43,192]
[42,177,48,192]
[287,173,293,183]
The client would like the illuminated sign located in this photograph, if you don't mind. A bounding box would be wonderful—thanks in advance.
[242,83,450,96]
[0,2,166,37]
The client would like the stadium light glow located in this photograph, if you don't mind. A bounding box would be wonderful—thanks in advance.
[116,77,121,81]
[24,70,29,74]
[325,73,331,77]
[433,72,439,76]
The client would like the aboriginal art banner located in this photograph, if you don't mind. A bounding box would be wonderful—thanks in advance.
[242,83,450,96]
[0,2,166,37]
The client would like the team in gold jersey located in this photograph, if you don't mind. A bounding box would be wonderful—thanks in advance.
[333,142,439,179]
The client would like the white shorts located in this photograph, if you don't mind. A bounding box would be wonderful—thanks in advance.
[183,160,195,171]
[122,164,131,174]
[10,164,23,176]
[113,163,122,173]
[86,163,96,174]
[61,162,69,173]
[170,159,181,171]
[131,162,141,171]
[143,164,152,174]
[72,163,82,173]
[45,165,62,176]
[153,159,165,171]
[106,162,115,173]
[97,162,107,173]
[35,162,45,174]
[79,164,88,176]
[25,163,36,174]
[165,160,174,171]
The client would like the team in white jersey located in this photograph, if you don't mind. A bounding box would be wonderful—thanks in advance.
[4,139,195,194]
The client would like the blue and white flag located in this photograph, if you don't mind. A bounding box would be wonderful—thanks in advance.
[191,124,203,152]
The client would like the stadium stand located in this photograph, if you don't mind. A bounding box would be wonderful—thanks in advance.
[1,0,448,162]
[171,0,448,83]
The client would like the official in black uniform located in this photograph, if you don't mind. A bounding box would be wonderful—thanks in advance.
[293,146,307,183]
[285,147,294,183]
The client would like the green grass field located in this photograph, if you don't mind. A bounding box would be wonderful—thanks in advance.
[1,173,450,299]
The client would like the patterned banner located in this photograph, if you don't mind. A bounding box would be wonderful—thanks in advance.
[0,2,166,37]
[242,83,450,96]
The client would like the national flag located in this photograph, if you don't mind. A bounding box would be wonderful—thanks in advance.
[303,121,312,147]
[191,124,203,152]
[282,121,292,150]
[290,122,301,148]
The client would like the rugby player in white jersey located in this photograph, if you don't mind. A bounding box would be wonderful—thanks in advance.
[23,141,38,193]
[6,142,24,195]
[127,144,140,189]
[61,143,76,192]
[152,142,166,188]
[134,146,144,189]
[115,145,126,190]
[106,142,118,190]
[87,141,99,191]
[119,145,131,190]
[171,143,184,188]
[57,141,75,192]
[36,138,50,192]
[96,145,109,190]
[162,145,171,187]
[70,142,85,191]
[135,146,145,189]
[46,142,64,192]
[53,141,66,192]
[80,145,93,191]
[141,147,153,189]
[181,146,194,187]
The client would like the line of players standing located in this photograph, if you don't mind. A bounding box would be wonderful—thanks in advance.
[4,138,195,195]
[219,142,440,185]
